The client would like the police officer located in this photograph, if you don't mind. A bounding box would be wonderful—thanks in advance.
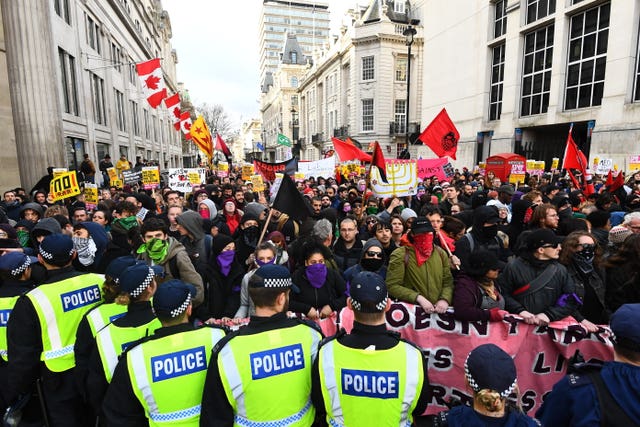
[536,303,640,426]
[86,262,163,414]
[0,252,37,415]
[201,264,323,426]
[311,271,429,426]
[7,234,104,426]
[74,256,138,402]
[102,279,225,426]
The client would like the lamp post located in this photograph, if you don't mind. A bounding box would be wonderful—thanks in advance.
[403,22,418,155]
[291,106,299,159]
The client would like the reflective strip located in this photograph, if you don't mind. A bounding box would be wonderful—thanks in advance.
[234,400,312,427]
[399,345,420,427]
[149,404,201,422]
[218,343,246,415]
[129,345,159,414]
[321,341,344,425]
[43,344,74,360]
[309,328,321,363]
[29,288,62,350]
[87,308,107,335]
[97,326,119,379]
[0,350,7,358]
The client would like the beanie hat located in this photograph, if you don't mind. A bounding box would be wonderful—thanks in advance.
[212,234,234,257]
[400,208,417,222]
[609,225,633,245]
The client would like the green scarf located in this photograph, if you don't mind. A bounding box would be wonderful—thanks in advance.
[114,216,139,231]
[137,238,168,263]
[17,230,30,248]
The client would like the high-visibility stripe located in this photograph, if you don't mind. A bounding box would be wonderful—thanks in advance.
[129,345,159,414]
[43,344,74,359]
[321,341,343,424]
[149,404,201,422]
[400,346,420,427]
[234,400,312,427]
[97,326,119,379]
[218,343,246,415]
[29,288,62,349]
[87,308,107,334]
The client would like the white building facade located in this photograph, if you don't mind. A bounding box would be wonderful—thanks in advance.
[420,0,640,170]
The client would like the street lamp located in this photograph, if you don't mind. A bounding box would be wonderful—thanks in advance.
[403,21,418,155]
[291,106,299,159]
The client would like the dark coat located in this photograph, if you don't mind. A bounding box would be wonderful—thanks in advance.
[289,266,347,315]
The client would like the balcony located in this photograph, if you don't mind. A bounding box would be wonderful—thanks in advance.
[389,121,407,136]
[311,132,324,143]
[333,126,349,139]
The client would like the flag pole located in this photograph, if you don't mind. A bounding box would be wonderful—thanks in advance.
[257,207,275,247]
[392,162,397,196]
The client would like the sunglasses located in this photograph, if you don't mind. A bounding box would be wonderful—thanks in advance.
[365,251,383,258]
[366,219,378,224]
[541,243,560,249]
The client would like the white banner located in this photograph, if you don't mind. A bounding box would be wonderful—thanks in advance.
[166,168,206,192]
[595,158,613,175]
[297,157,336,179]
[371,160,418,198]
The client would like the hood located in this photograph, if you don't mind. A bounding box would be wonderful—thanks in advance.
[243,202,267,220]
[472,205,500,230]
[176,211,205,240]
[78,222,109,253]
[602,362,640,422]
[199,199,217,220]
[32,217,62,236]
[511,199,534,226]
[20,202,43,217]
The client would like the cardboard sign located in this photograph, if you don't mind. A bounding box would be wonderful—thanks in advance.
[250,175,265,192]
[84,183,98,210]
[167,168,206,192]
[241,164,254,181]
[141,167,160,190]
[50,171,81,202]
[122,169,142,185]
[297,157,336,179]
[629,155,640,172]
[595,158,613,175]
[416,158,454,180]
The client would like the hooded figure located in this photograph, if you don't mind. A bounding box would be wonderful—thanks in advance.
[343,238,387,285]
[454,205,512,272]
[175,210,211,265]
[234,212,261,265]
[72,222,109,273]
[197,199,218,221]
[30,217,62,249]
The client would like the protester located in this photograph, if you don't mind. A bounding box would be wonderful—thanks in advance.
[604,233,640,311]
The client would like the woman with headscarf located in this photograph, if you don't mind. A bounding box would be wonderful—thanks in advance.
[431,344,539,426]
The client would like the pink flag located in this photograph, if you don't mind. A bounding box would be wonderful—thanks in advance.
[180,111,192,140]
[136,58,167,108]
[163,93,181,130]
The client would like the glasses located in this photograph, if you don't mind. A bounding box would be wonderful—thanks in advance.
[365,251,383,258]
[353,203,362,208]
[367,219,378,224]
[547,214,559,218]
[541,243,560,249]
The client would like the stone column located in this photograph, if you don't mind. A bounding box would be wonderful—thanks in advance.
[1,0,64,190]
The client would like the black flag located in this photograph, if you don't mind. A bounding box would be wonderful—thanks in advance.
[271,175,312,222]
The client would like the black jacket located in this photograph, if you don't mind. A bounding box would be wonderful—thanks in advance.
[332,238,363,272]
[290,266,347,315]
[566,263,609,324]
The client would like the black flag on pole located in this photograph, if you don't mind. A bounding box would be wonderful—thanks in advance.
[271,175,312,222]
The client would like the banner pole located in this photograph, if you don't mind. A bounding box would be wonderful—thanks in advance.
[257,208,275,247]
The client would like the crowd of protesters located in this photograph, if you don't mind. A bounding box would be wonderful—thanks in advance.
[1,163,640,426]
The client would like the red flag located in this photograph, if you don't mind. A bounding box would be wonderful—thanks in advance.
[418,108,460,160]
[610,171,625,193]
[331,137,371,162]
[215,134,232,158]
[369,141,388,183]
[561,127,588,174]
[179,111,192,140]
[136,58,167,108]
[605,171,613,187]
[163,94,181,131]
[567,169,582,191]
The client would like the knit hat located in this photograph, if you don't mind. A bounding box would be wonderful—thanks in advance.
[249,264,292,289]
[38,234,75,266]
[212,234,234,257]
[466,249,500,278]
[400,208,417,222]
[362,238,384,254]
[609,225,633,245]
[152,279,196,318]
[465,344,517,398]
[243,202,267,219]
[349,271,388,313]
[0,224,17,240]
[0,252,36,278]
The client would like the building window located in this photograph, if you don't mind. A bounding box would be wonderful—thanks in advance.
[114,90,126,132]
[54,0,71,25]
[394,1,406,14]
[86,15,101,54]
[90,72,106,125]
[526,0,555,25]
[144,109,150,139]
[291,95,298,107]
[362,56,374,81]
[494,0,507,38]
[635,30,640,101]
[290,51,297,64]
[96,142,109,161]
[565,3,610,110]
[130,100,140,136]
[521,25,554,116]
[111,42,122,72]
[128,58,136,84]
[395,99,406,134]
[153,116,159,142]
[58,48,79,116]
[489,43,505,121]
[395,56,407,81]
[291,76,298,88]
[362,99,374,131]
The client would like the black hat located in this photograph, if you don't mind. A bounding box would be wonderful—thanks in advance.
[466,250,500,278]
[349,271,388,313]
[105,256,139,283]
[105,154,111,159]
[118,263,163,297]
[153,279,196,318]
[465,344,517,398]
[611,304,640,351]
[0,252,37,277]
[497,184,514,196]
[526,228,564,251]
[411,217,434,235]
[212,235,234,257]
[249,264,292,289]
[39,234,75,266]
[474,205,500,225]
[551,195,570,210]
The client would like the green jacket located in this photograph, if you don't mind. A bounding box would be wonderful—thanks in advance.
[386,245,453,305]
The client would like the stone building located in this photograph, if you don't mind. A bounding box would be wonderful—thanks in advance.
[0,0,183,190]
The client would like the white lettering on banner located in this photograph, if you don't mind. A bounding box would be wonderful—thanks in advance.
[342,369,399,399]
[60,285,101,312]
[250,343,305,379]
[151,346,207,382]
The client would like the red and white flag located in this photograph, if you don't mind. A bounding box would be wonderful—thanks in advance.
[180,111,192,140]
[136,58,167,108]
[164,93,181,130]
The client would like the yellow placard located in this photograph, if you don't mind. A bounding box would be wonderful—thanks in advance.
[534,161,545,170]
[241,164,254,181]
[250,175,265,192]
[52,168,68,179]
[294,172,305,182]
[526,160,536,170]
[84,184,98,207]
[188,172,201,184]
[551,158,559,170]
[141,167,160,189]
[50,171,81,202]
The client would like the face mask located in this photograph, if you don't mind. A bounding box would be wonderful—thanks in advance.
[559,208,573,220]
[137,238,168,263]
[358,184,366,192]
[199,208,210,219]
[16,230,30,248]
[411,233,434,266]
[73,236,97,266]
[115,216,138,231]
[366,207,378,215]
[417,190,426,198]
[256,258,274,267]
[242,226,260,248]
[361,257,383,272]
[343,206,352,213]
[573,244,596,274]
[217,250,235,276]
[478,224,498,240]
[305,263,327,288]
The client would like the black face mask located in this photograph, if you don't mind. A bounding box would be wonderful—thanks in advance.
[573,245,595,274]
[559,208,573,220]
[242,225,260,248]
[478,224,498,240]
[361,257,384,272]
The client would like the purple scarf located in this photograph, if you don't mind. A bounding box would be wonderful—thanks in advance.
[217,250,236,276]
[305,263,328,289]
